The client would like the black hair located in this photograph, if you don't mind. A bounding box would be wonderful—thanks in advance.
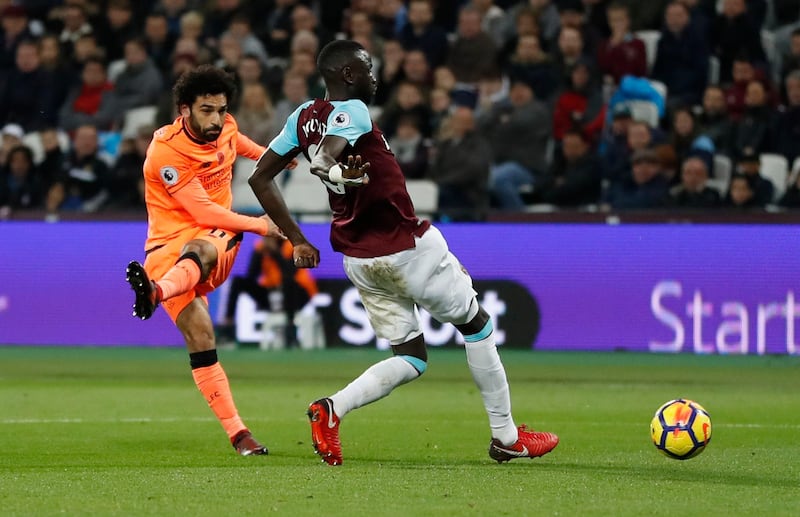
[173,64,237,109]
[317,39,365,78]
[7,145,34,166]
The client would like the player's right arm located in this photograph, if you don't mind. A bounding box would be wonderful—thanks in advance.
[146,142,277,237]
[249,103,320,268]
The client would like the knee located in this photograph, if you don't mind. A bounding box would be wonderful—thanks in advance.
[181,240,218,279]
[391,334,428,375]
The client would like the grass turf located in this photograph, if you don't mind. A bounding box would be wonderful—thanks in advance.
[0,346,798,516]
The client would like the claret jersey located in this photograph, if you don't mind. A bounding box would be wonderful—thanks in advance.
[269,98,430,258]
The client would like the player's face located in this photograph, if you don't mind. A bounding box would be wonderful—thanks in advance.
[352,49,377,104]
[184,94,227,142]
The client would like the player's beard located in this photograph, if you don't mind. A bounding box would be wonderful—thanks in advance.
[187,113,222,143]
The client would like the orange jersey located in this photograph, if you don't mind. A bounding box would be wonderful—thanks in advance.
[142,114,266,251]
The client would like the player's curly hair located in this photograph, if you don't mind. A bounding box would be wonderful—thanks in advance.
[173,65,237,109]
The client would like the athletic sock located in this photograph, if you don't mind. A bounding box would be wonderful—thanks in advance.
[190,352,246,441]
[330,356,420,418]
[463,321,518,446]
[157,257,201,301]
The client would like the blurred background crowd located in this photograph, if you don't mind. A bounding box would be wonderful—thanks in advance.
[3,0,800,222]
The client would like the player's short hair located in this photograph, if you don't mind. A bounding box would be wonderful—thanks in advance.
[173,64,237,109]
[317,39,365,78]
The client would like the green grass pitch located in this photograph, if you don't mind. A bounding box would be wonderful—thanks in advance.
[1,346,798,516]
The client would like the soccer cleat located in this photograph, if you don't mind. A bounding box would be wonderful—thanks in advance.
[307,398,342,466]
[232,430,269,456]
[125,261,159,320]
[488,424,559,463]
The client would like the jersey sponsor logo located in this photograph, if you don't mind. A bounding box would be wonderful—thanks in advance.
[160,166,179,185]
[331,111,350,128]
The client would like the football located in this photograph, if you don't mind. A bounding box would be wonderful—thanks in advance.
[650,399,712,460]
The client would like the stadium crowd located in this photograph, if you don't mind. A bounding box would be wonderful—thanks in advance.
[3,0,800,222]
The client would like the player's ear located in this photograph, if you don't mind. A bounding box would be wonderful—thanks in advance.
[179,105,191,118]
[342,66,353,85]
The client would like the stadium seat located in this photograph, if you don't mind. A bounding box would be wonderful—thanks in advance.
[649,79,668,104]
[761,29,777,66]
[634,30,661,74]
[405,179,439,219]
[121,105,158,139]
[759,153,789,202]
[708,56,720,85]
[708,154,732,196]
[789,156,800,187]
[21,130,70,165]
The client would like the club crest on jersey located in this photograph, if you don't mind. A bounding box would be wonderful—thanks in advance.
[160,166,179,185]
[331,112,350,127]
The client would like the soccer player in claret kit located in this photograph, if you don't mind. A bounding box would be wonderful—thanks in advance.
[125,65,319,455]
[249,40,558,466]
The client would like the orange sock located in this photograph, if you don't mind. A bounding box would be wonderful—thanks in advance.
[191,362,247,441]
[157,257,201,301]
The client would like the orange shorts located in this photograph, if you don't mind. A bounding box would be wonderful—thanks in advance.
[143,227,243,322]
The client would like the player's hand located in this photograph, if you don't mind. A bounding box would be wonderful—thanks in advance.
[292,241,320,268]
[286,158,299,170]
[339,154,370,186]
[261,215,286,240]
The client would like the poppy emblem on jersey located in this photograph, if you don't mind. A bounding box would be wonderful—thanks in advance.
[160,166,179,186]
[217,151,225,164]
[332,112,350,127]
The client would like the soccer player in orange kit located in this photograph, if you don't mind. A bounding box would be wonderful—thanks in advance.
[125,65,320,455]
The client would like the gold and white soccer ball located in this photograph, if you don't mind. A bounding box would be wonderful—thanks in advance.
[650,399,712,460]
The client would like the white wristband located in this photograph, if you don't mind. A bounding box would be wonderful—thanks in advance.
[328,164,344,183]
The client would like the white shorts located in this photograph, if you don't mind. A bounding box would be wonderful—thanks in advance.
[343,225,477,345]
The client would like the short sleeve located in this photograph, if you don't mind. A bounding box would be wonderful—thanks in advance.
[325,100,372,146]
[268,101,311,156]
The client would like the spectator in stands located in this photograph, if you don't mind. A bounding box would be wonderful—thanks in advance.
[401,49,434,92]
[57,3,93,57]
[379,81,432,138]
[0,144,42,217]
[729,80,775,157]
[38,34,74,108]
[498,6,539,67]
[373,0,408,39]
[236,53,266,92]
[667,155,721,208]
[725,172,762,209]
[375,39,405,105]
[110,37,164,115]
[557,1,602,53]
[106,124,151,210]
[596,2,647,84]
[223,14,268,68]
[399,0,449,68]
[603,147,671,210]
[45,124,110,219]
[534,128,601,206]
[652,1,708,107]
[0,39,60,131]
[59,57,117,132]
[215,32,244,73]
[618,0,673,31]
[348,10,384,58]
[289,4,334,53]
[446,6,498,84]
[0,124,25,169]
[667,106,705,169]
[506,33,559,102]
[70,33,103,76]
[732,149,774,205]
[0,5,34,70]
[178,10,205,47]
[503,0,560,53]
[155,52,196,125]
[203,0,251,44]
[429,106,492,221]
[285,49,325,99]
[95,0,138,63]
[36,127,65,190]
[552,58,606,145]
[256,0,297,58]
[469,0,506,47]
[723,56,774,120]
[389,114,430,179]
[273,72,309,131]
[234,82,277,145]
[553,26,589,90]
[603,118,655,183]
[479,80,551,211]
[773,70,800,164]
[143,10,177,74]
[698,85,734,153]
[429,86,453,136]
[160,0,189,38]
[711,0,766,84]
